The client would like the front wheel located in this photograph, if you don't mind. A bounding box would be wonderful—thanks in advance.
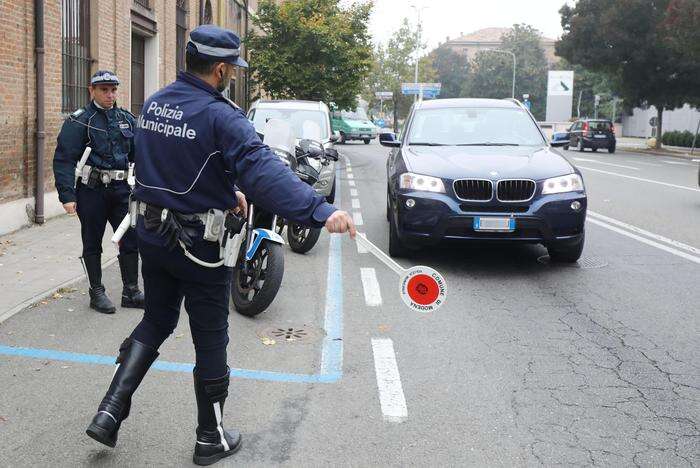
[563,144,569,151]
[287,222,322,254]
[337,132,346,144]
[608,144,616,153]
[547,234,585,263]
[232,241,284,316]
[363,139,371,144]
[577,138,584,152]
[389,207,411,257]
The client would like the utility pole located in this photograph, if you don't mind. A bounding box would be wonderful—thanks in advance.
[410,4,428,103]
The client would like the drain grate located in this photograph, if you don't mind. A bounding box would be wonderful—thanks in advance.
[537,255,608,269]
[257,325,321,344]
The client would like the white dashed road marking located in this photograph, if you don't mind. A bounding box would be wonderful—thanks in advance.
[371,338,407,423]
[573,157,639,170]
[350,188,358,197]
[352,211,363,226]
[360,268,382,306]
[348,180,356,187]
[661,160,692,166]
[352,198,361,209]
[347,173,354,179]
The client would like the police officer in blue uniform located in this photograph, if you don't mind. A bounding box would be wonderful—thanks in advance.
[53,71,145,314]
[86,26,356,465]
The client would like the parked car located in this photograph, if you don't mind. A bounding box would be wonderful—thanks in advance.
[382,98,587,262]
[551,130,570,146]
[331,106,378,144]
[248,100,338,203]
[565,119,616,153]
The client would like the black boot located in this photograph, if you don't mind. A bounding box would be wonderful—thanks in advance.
[86,338,158,447]
[118,253,145,309]
[193,368,242,466]
[82,255,116,314]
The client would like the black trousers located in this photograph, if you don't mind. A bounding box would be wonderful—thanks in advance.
[131,236,232,379]
[76,181,137,257]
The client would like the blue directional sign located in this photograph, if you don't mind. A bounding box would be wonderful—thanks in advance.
[401,83,441,98]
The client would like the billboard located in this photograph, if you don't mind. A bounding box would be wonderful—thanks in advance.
[546,71,574,121]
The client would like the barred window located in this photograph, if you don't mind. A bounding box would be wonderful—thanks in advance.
[176,0,189,72]
[134,0,151,8]
[61,0,91,112]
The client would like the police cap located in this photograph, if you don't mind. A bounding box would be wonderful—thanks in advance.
[186,25,249,68]
[90,70,120,86]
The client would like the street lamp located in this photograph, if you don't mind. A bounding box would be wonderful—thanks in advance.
[485,49,516,99]
[410,4,428,103]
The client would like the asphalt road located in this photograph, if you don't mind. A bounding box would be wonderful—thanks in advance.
[0,142,698,467]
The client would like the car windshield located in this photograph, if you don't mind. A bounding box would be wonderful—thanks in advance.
[407,107,545,146]
[251,108,329,140]
[340,108,369,120]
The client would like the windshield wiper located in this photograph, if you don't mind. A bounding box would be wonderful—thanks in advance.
[455,142,520,146]
[408,142,448,146]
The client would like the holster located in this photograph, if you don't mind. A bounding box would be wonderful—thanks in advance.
[142,204,201,251]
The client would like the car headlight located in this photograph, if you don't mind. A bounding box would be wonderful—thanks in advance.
[542,173,585,195]
[399,172,446,193]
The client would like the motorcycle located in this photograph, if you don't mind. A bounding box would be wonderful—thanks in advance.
[231,119,338,317]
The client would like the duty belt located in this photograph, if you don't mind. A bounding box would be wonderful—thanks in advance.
[136,201,209,225]
[81,165,127,185]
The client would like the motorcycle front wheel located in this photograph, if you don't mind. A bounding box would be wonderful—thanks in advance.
[287,222,322,254]
[232,241,284,316]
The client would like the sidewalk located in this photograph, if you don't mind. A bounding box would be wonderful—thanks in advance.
[617,137,699,159]
[0,215,118,322]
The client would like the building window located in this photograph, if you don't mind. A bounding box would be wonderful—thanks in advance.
[61,0,91,112]
[134,0,151,9]
[176,0,189,72]
[201,0,212,24]
[131,34,146,115]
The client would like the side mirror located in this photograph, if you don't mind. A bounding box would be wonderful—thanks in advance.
[330,131,340,143]
[324,147,339,161]
[379,132,401,148]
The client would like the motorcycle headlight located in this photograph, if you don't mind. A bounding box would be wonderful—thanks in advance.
[399,172,446,193]
[542,173,585,195]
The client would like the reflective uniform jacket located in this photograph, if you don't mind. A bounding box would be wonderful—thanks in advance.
[133,72,336,235]
[53,101,136,203]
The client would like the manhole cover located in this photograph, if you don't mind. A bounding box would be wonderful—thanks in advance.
[257,325,322,344]
[537,255,608,269]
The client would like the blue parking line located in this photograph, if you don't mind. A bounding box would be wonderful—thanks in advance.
[0,167,346,384]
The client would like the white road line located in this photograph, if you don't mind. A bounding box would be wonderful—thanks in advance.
[356,233,368,253]
[350,188,358,197]
[371,338,407,422]
[348,180,356,187]
[693,159,700,163]
[588,211,700,255]
[360,268,383,306]
[661,160,692,166]
[623,159,662,167]
[353,211,363,226]
[576,166,700,192]
[573,157,639,170]
[347,173,355,179]
[347,166,353,173]
[351,198,361,209]
[587,218,700,265]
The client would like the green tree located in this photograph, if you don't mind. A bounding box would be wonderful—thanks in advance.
[425,45,469,99]
[363,18,420,132]
[662,0,700,61]
[467,24,549,119]
[246,0,373,110]
[557,0,700,147]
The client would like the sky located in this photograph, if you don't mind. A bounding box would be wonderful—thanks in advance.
[367,0,575,51]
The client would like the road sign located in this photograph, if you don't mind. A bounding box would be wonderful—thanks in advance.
[375,91,393,99]
[401,83,442,97]
[649,116,658,127]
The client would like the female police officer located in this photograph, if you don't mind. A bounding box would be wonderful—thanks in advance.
[53,71,145,314]
[85,25,356,465]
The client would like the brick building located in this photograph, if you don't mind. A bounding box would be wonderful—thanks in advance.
[0,0,262,235]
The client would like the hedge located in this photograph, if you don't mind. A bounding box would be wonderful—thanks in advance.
[661,130,697,148]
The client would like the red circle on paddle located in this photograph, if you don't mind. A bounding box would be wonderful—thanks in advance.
[406,274,440,305]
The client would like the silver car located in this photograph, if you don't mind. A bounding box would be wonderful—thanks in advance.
[248,100,339,203]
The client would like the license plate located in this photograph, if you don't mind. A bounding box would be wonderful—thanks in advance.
[473,217,515,232]
[361,134,370,138]
[594,134,607,139]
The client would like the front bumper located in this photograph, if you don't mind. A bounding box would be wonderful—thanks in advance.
[344,132,377,141]
[394,191,586,246]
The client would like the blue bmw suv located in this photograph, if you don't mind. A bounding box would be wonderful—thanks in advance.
[381,98,586,262]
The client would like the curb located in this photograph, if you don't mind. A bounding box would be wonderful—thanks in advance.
[618,146,699,160]
[0,256,119,325]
